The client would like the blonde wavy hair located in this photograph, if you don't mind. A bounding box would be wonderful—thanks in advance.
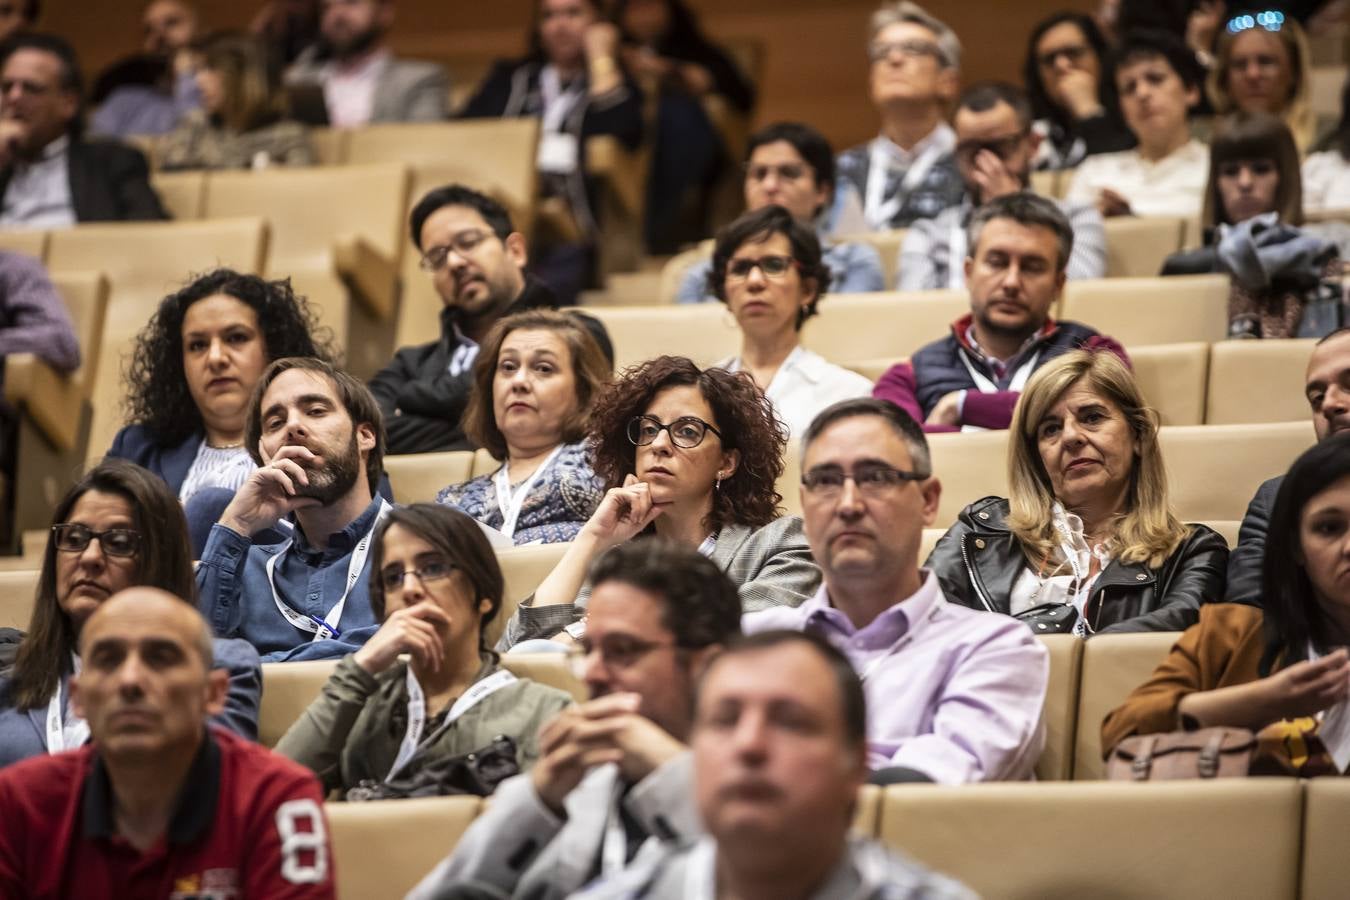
[1006,350,1189,569]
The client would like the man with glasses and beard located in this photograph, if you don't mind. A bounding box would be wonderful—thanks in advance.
[284,0,449,125]
[197,357,391,662]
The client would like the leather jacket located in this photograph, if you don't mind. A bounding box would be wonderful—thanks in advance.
[925,497,1230,634]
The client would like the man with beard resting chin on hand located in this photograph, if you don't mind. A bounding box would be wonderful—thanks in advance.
[196,357,392,662]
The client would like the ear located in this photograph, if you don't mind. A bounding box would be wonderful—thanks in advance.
[477,596,493,617]
[56,89,78,123]
[1027,130,1043,155]
[203,668,228,718]
[355,421,377,456]
[504,231,529,268]
[919,476,942,527]
[718,447,741,482]
[1053,267,1067,296]
[963,254,975,282]
[800,276,820,309]
[1185,83,1200,110]
[937,67,960,103]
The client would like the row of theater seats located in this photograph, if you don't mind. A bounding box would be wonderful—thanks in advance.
[324,778,1350,899]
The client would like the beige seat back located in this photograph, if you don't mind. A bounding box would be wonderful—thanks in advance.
[150,171,205,220]
[501,653,586,701]
[1029,168,1068,199]
[775,441,803,517]
[853,784,881,835]
[876,779,1302,899]
[836,229,907,287]
[1061,275,1229,346]
[658,240,713,303]
[1302,778,1350,898]
[841,356,900,383]
[258,659,338,748]
[926,429,1011,528]
[585,303,741,370]
[308,127,348,165]
[384,451,477,505]
[0,569,38,629]
[49,270,109,406]
[327,796,482,900]
[1102,216,1187,276]
[1035,634,1082,781]
[1073,631,1181,779]
[1206,339,1314,424]
[1205,519,1241,547]
[494,542,571,647]
[46,218,268,464]
[0,229,47,261]
[1129,342,1208,425]
[1162,421,1314,521]
[801,290,966,364]
[919,527,943,563]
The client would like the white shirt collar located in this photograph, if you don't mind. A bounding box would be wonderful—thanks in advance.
[871,122,955,167]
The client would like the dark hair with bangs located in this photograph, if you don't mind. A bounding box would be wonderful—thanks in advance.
[1203,111,1303,229]
[1110,28,1204,93]
[706,205,832,329]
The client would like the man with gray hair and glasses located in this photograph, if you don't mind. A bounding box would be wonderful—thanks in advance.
[833,1,965,232]
[874,191,1126,431]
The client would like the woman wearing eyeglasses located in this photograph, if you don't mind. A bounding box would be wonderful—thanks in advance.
[276,504,573,794]
[436,310,610,544]
[707,205,872,439]
[926,350,1228,635]
[0,460,261,768]
[1207,11,1314,153]
[498,355,821,650]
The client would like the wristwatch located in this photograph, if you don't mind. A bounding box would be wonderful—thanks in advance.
[563,618,588,640]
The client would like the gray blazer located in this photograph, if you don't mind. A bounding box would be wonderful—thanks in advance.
[406,754,699,900]
[497,516,822,650]
[287,51,450,123]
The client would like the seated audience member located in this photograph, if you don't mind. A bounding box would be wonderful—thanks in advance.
[159,32,314,170]
[1227,328,1350,605]
[459,0,644,302]
[834,1,964,232]
[1102,434,1350,775]
[746,399,1048,782]
[110,269,332,556]
[1303,78,1350,213]
[0,0,35,43]
[499,356,820,649]
[252,0,320,67]
[1208,10,1313,152]
[615,0,755,252]
[0,588,335,897]
[0,33,166,226]
[705,205,872,438]
[678,121,885,302]
[1065,29,1209,218]
[436,310,608,544]
[285,0,449,125]
[277,504,573,794]
[407,540,740,900]
[370,184,612,455]
[1023,11,1135,171]
[1161,112,1340,337]
[900,81,1106,290]
[0,460,261,769]
[875,192,1125,432]
[89,0,203,138]
[928,351,1229,635]
[196,357,389,662]
[0,248,77,371]
[578,631,976,899]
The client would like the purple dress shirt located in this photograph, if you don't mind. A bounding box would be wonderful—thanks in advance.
[743,571,1048,783]
[0,250,79,372]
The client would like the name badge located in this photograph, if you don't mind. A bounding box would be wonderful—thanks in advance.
[538,132,579,174]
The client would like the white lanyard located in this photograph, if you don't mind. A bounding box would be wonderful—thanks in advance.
[680,838,718,900]
[386,667,518,782]
[863,137,946,230]
[266,498,391,642]
[1311,642,1350,772]
[45,655,88,754]
[958,347,1041,395]
[492,445,566,540]
[539,65,585,135]
[947,220,968,291]
[697,532,717,558]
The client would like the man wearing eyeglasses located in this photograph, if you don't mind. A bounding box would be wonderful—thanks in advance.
[832,1,965,232]
[369,183,612,454]
[898,81,1105,290]
[743,398,1048,784]
[408,540,741,900]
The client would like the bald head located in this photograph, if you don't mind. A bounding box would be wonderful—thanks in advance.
[80,587,214,670]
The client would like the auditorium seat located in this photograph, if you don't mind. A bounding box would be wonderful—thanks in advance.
[925,429,1011,527]
[470,448,498,478]
[0,569,38,628]
[45,217,268,468]
[876,778,1302,899]
[658,240,712,304]
[1029,168,1068,199]
[835,229,907,287]
[1300,778,1350,899]
[585,303,740,370]
[776,441,803,517]
[1060,274,1229,346]
[383,451,476,504]
[308,127,348,166]
[326,795,482,900]
[1102,216,1187,277]
[853,783,880,834]
[494,542,571,648]
[840,356,899,383]
[1204,519,1241,548]
[202,163,410,378]
[149,171,205,220]
[258,659,338,748]
[0,228,47,261]
[1035,634,1081,781]
[586,134,651,276]
[1205,339,1314,425]
[500,653,586,701]
[1161,421,1314,521]
[1129,342,1207,426]
[919,527,943,562]
[802,290,967,364]
[1073,631,1180,779]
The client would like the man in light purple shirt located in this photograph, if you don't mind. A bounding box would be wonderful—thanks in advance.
[743,397,1048,783]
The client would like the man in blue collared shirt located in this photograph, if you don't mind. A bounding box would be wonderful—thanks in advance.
[196,357,389,662]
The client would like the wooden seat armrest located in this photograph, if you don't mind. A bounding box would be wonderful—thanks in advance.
[3,353,82,451]
[334,233,398,320]
[585,136,645,218]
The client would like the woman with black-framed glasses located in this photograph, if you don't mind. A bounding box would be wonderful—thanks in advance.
[498,354,821,651]
[706,206,872,439]
[0,460,261,769]
[275,504,573,795]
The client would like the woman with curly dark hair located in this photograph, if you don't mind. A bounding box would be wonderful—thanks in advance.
[107,268,330,553]
[498,355,821,650]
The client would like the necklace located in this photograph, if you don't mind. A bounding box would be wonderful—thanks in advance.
[206,441,244,450]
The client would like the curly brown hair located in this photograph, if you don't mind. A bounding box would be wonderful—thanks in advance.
[588,356,786,531]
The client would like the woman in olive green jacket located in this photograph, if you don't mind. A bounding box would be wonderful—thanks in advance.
[276,505,573,795]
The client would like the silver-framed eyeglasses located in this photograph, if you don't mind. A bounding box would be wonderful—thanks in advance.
[379,559,457,592]
[868,38,945,64]
[51,524,141,558]
[418,229,494,272]
[801,462,929,496]
[565,635,679,678]
[627,415,723,449]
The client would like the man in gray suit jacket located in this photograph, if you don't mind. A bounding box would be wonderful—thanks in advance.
[406,541,743,900]
[285,0,449,126]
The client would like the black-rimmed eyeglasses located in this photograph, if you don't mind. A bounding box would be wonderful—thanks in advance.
[627,415,723,449]
[801,463,929,496]
[51,524,141,558]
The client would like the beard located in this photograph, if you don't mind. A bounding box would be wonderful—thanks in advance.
[319,22,382,61]
[294,429,362,505]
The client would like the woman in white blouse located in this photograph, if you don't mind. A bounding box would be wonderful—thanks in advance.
[1303,77,1350,214]
[108,269,331,555]
[707,205,872,438]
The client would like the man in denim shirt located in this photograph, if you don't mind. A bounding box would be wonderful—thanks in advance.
[196,357,389,662]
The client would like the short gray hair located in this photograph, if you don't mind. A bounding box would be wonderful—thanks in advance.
[966,192,1074,273]
[868,1,961,70]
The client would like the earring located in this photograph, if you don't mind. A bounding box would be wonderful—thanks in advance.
[715,474,723,491]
